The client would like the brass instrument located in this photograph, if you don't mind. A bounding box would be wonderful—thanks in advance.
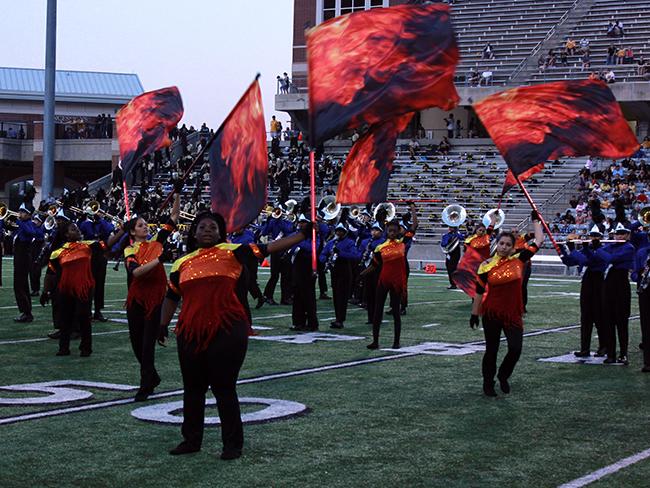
[639,206,650,225]
[284,199,298,215]
[0,202,19,220]
[54,199,85,216]
[482,208,505,229]
[285,213,297,224]
[373,202,396,223]
[44,215,57,231]
[319,195,341,221]
[84,200,123,225]
[180,210,196,221]
[349,206,361,220]
[271,207,283,219]
[441,204,467,228]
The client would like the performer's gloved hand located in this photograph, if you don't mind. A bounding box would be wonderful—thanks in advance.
[469,314,480,329]
[530,210,541,222]
[173,178,184,194]
[591,239,601,250]
[157,325,169,347]
[299,221,313,238]
[39,291,50,307]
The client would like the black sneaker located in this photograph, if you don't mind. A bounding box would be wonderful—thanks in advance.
[447,285,457,290]
[641,366,650,373]
[497,376,511,394]
[289,325,306,332]
[265,298,278,306]
[603,357,617,364]
[169,442,200,455]
[93,312,108,322]
[14,313,34,323]
[56,349,70,356]
[574,351,591,358]
[483,382,497,397]
[594,348,607,357]
[254,297,265,309]
[330,322,344,329]
[47,330,61,339]
[391,343,401,349]
[618,355,629,366]
[220,449,242,461]
[366,342,379,350]
[134,387,153,402]
[80,350,92,357]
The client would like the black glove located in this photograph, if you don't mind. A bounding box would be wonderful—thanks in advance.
[566,240,575,251]
[469,314,480,329]
[530,210,541,222]
[299,221,314,238]
[40,292,50,307]
[157,325,169,347]
[591,239,601,250]
[173,179,184,194]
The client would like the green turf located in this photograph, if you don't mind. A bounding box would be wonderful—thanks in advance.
[1,259,649,487]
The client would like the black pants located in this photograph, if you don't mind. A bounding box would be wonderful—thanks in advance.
[13,241,32,315]
[317,259,328,296]
[264,252,290,302]
[29,240,44,293]
[177,323,248,452]
[292,258,318,329]
[92,253,108,314]
[364,269,379,324]
[482,316,523,384]
[521,261,532,308]
[58,292,93,354]
[402,261,410,311]
[279,254,292,303]
[331,261,352,323]
[579,269,605,352]
[371,283,402,346]
[639,288,650,368]
[445,248,460,286]
[127,302,161,389]
[603,268,630,358]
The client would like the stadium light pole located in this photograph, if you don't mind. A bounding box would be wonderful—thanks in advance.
[42,0,57,201]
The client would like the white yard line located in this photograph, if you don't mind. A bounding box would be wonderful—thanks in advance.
[558,448,650,487]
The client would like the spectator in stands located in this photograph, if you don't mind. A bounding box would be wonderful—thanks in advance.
[579,38,589,53]
[605,69,616,84]
[480,69,493,86]
[482,42,494,60]
[559,49,568,66]
[616,47,625,65]
[444,114,454,139]
[438,137,451,156]
[468,68,479,86]
[615,20,625,37]
[607,45,616,65]
[606,21,615,37]
[624,47,634,64]
[538,57,547,72]
[545,49,557,67]
[637,57,647,76]
[565,38,576,55]
[408,138,420,159]
[270,116,280,139]
[581,50,591,71]
[455,119,463,139]
[7,127,16,138]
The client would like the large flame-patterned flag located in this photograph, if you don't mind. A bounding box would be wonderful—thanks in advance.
[117,86,184,178]
[336,113,413,204]
[307,3,459,146]
[474,79,639,191]
[209,78,268,233]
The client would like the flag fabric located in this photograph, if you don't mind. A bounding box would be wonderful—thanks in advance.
[116,86,184,178]
[209,79,268,233]
[307,2,459,146]
[474,79,639,188]
[336,113,413,204]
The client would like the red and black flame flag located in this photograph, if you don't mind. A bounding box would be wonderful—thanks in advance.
[117,86,184,177]
[336,114,413,204]
[307,2,459,146]
[209,78,268,233]
[474,79,639,190]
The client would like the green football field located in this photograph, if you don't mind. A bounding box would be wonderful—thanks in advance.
[1,259,650,488]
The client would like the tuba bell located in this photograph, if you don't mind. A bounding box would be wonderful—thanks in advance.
[0,202,19,221]
[441,204,467,227]
[44,215,57,231]
[482,208,506,229]
[639,206,650,226]
[349,206,361,220]
[284,199,298,215]
[373,202,396,223]
[85,200,101,215]
[319,195,341,221]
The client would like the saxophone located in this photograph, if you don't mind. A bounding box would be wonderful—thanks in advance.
[638,259,650,294]
[325,241,339,271]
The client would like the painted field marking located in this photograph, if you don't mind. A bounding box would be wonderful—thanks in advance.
[539,353,623,366]
[421,323,441,328]
[558,448,650,487]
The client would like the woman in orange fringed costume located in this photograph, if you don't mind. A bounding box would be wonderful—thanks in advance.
[122,190,180,402]
[159,211,310,460]
[470,212,544,397]
[362,202,418,350]
[451,219,495,296]
[41,220,124,357]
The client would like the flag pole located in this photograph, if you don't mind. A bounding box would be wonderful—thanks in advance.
[157,74,262,216]
[122,179,131,220]
[309,150,317,273]
[514,175,563,256]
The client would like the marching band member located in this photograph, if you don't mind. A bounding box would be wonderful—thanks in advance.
[470,212,544,396]
[122,190,180,401]
[316,215,333,299]
[359,222,385,325]
[290,214,319,331]
[13,204,39,323]
[440,225,464,289]
[260,204,294,305]
[592,223,635,365]
[364,203,418,350]
[634,240,650,372]
[560,226,607,357]
[319,223,360,329]
[159,211,310,460]
[41,220,124,356]
[29,213,46,297]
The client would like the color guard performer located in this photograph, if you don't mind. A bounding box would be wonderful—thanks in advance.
[159,211,310,460]
[469,212,544,396]
[122,190,180,401]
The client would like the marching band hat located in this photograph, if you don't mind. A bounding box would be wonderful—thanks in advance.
[588,224,603,237]
[32,213,43,223]
[18,203,32,214]
[298,213,310,223]
[614,222,631,234]
[371,222,383,231]
[335,223,347,232]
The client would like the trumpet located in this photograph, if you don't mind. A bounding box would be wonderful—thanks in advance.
[0,202,19,220]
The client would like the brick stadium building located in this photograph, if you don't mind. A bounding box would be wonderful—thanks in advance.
[277,0,650,139]
[0,67,143,208]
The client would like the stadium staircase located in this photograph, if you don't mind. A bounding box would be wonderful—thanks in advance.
[526,0,650,83]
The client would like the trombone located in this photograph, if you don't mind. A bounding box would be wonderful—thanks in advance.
[0,202,20,220]
[85,200,124,225]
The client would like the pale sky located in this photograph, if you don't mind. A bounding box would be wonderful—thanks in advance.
[2,0,294,127]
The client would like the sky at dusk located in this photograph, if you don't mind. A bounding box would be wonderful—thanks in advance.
[2,0,295,127]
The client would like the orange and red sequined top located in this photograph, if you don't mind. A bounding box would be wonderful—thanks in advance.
[475,244,538,328]
[48,240,107,300]
[167,242,267,350]
[464,227,494,261]
[124,223,175,318]
[372,231,414,295]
